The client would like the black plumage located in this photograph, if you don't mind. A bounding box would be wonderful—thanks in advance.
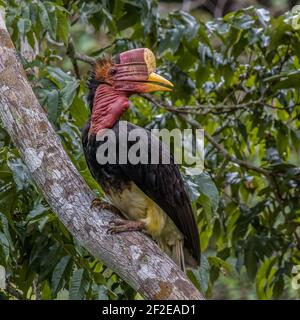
[82,52,201,270]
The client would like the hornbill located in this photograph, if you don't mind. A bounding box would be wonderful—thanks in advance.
[82,48,200,271]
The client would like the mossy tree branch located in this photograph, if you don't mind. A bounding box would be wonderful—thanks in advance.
[0,14,203,300]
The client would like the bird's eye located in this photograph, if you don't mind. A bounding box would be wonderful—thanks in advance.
[108,67,117,76]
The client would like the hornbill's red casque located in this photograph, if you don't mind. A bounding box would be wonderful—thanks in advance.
[82,48,200,271]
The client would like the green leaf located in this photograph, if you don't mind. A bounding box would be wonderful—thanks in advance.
[70,96,89,127]
[0,212,14,251]
[17,18,32,36]
[56,10,69,44]
[47,66,74,85]
[188,254,210,294]
[37,1,54,37]
[256,257,278,300]
[256,8,270,28]
[273,274,284,299]
[245,239,259,281]
[69,269,87,300]
[26,200,48,221]
[96,285,109,300]
[51,256,71,296]
[7,158,31,191]
[0,232,10,265]
[208,256,232,274]
[47,90,60,124]
[158,28,183,54]
[193,173,220,211]
[61,81,79,108]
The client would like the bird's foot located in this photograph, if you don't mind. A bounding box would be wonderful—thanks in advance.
[107,219,146,234]
[91,198,121,216]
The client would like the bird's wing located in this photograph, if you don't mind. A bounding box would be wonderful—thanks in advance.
[117,121,200,263]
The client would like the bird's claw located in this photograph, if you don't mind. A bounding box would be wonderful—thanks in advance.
[90,198,103,209]
[107,219,127,234]
[107,219,145,235]
[108,219,127,226]
[91,198,122,216]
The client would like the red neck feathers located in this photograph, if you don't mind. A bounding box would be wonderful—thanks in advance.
[90,85,129,134]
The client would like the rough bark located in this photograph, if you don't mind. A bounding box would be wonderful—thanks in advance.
[0,14,204,300]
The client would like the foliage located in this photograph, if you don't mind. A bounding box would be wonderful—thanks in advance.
[0,0,300,300]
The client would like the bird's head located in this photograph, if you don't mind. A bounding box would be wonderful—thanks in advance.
[92,48,173,94]
[88,48,172,132]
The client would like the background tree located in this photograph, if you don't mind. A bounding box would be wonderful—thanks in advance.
[0,0,300,300]
[161,0,299,17]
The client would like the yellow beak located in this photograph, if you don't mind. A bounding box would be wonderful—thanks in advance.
[144,72,174,92]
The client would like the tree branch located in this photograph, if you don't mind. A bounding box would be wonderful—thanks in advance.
[67,38,81,79]
[0,14,203,300]
[182,114,271,177]
[72,52,95,65]
[142,94,271,177]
